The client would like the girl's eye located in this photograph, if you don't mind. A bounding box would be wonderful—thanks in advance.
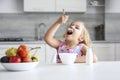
[75,26,80,30]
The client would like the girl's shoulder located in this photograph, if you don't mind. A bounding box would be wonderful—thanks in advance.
[78,43,86,48]
[57,41,66,51]
[79,43,89,47]
[58,41,66,47]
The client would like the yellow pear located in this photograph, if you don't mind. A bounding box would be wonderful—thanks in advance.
[5,48,17,57]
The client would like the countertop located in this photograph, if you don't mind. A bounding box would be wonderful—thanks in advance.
[0,41,46,44]
[0,40,120,45]
[0,61,120,80]
[92,40,120,43]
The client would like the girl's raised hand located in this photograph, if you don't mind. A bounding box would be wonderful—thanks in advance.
[57,15,69,24]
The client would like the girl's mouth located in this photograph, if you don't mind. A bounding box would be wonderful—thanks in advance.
[67,28,73,35]
[67,30,73,35]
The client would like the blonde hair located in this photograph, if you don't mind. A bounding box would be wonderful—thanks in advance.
[78,21,92,47]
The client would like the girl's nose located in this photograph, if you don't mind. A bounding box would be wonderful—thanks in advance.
[68,28,73,31]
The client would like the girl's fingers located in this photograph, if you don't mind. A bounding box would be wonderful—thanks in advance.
[63,15,69,23]
[62,15,69,24]
[57,15,69,24]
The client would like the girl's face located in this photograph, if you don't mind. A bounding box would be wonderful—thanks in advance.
[64,21,84,41]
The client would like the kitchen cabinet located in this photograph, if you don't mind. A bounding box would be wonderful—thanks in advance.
[115,44,120,61]
[0,0,23,13]
[105,0,120,13]
[24,0,87,12]
[87,0,104,13]
[0,44,46,64]
[45,44,57,64]
[92,43,115,61]
[24,0,55,12]
[87,5,104,14]
[56,0,86,12]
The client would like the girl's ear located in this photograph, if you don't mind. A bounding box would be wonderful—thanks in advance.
[78,36,84,42]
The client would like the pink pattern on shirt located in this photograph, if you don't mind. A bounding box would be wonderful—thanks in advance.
[57,42,84,55]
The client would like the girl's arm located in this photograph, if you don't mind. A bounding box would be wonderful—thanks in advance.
[44,15,69,48]
[75,45,98,63]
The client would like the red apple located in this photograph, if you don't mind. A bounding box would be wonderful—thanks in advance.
[9,56,21,63]
[22,57,32,62]
[17,45,29,58]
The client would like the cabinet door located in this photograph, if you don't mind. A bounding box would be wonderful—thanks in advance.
[45,44,57,64]
[0,0,23,13]
[0,45,19,59]
[92,43,115,61]
[105,0,120,13]
[0,45,19,55]
[115,44,120,61]
[56,0,86,12]
[24,0,55,12]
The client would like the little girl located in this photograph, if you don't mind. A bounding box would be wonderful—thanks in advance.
[44,15,97,63]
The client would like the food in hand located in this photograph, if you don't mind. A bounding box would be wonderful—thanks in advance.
[32,55,40,62]
[9,56,21,63]
[5,48,17,57]
[17,45,29,58]
[0,56,10,63]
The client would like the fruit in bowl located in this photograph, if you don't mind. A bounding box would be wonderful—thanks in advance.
[6,48,17,57]
[59,53,77,65]
[0,56,10,63]
[17,45,29,58]
[0,44,41,71]
[9,56,21,63]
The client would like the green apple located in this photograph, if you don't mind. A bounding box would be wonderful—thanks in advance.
[32,55,40,62]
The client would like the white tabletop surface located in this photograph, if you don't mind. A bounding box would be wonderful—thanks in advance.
[0,61,120,80]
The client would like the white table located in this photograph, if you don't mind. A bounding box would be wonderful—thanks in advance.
[0,61,120,80]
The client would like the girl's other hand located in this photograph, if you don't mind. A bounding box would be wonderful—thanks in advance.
[57,15,69,24]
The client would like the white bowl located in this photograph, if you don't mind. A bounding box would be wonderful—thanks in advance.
[59,53,77,65]
[1,62,39,71]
